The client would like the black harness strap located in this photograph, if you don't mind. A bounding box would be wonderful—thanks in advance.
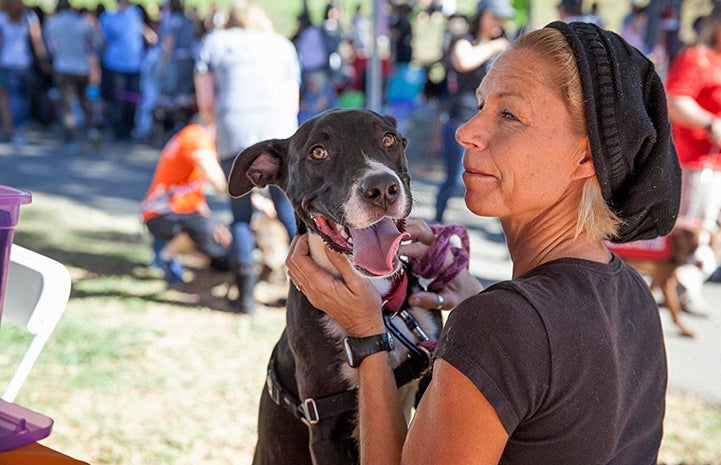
[265,355,358,426]
[265,341,431,427]
[266,264,436,427]
[384,312,433,388]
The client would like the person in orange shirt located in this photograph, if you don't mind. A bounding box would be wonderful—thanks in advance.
[141,121,231,284]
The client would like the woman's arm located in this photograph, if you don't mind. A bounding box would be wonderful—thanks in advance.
[357,352,407,465]
[403,359,508,465]
[286,235,407,464]
[449,37,509,73]
[667,94,721,145]
[27,14,49,73]
[194,72,216,135]
[196,150,227,194]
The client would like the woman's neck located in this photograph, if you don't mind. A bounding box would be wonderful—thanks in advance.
[502,207,611,278]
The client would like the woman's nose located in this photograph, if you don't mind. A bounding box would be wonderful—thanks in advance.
[456,114,485,150]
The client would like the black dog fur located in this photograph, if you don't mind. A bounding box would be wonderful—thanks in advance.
[228,109,442,465]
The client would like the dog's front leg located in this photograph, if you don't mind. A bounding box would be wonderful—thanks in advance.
[286,289,360,465]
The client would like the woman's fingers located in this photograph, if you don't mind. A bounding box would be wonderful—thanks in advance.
[405,218,435,245]
[286,234,316,291]
[400,240,430,260]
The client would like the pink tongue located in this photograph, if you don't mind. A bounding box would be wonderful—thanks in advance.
[350,218,410,275]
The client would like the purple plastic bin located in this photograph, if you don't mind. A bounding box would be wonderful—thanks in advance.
[0,187,51,451]
[0,185,32,318]
[0,399,53,452]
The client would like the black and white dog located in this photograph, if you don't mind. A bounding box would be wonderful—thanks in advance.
[228,109,443,465]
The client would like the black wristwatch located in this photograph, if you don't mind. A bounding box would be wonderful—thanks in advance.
[343,333,395,368]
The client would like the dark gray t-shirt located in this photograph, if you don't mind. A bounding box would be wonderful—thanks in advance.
[436,255,666,464]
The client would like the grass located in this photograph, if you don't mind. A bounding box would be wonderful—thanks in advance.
[3,189,721,465]
[0,193,286,464]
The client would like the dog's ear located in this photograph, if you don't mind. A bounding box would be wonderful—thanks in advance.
[228,138,289,197]
[383,114,398,128]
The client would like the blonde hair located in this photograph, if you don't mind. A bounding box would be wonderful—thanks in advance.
[512,28,622,242]
[227,0,274,31]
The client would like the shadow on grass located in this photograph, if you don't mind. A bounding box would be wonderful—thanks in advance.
[12,228,257,314]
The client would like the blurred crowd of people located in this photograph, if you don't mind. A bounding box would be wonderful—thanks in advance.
[3,0,721,316]
[0,0,430,153]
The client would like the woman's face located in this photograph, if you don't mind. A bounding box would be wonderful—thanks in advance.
[479,10,505,39]
[457,48,592,223]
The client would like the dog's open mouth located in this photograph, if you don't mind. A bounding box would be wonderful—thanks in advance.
[313,216,410,276]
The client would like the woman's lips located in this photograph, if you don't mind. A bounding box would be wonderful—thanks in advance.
[463,166,494,177]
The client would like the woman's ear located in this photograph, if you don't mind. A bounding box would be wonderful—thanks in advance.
[571,141,595,180]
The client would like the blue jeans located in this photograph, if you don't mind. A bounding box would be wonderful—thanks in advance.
[221,156,297,263]
[435,119,465,223]
[0,67,32,130]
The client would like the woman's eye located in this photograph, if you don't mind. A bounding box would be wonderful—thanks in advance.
[382,133,395,147]
[502,110,518,122]
[310,146,328,160]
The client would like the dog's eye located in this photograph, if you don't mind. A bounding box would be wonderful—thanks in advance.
[310,146,328,160]
[382,133,396,148]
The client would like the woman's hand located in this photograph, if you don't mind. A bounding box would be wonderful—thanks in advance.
[401,219,484,311]
[286,235,385,337]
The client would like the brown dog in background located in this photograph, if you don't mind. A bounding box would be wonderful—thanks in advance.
[612,225,720,338]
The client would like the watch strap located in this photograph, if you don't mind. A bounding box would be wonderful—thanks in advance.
[343,332,394,368]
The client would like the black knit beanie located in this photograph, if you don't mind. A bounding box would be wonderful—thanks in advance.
[545,21,681,243]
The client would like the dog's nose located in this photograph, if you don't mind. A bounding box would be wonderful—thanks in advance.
[360,172,400,209]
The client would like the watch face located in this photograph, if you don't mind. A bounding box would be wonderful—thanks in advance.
[343,338,358,367]
[343,334,393,368]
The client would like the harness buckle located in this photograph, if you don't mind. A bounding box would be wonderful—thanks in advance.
[417,345,433,374]
[398,309,430,342]
[300,398,320,426]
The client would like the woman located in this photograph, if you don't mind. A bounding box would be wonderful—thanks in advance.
[99,0,157,140]
[665,5,721,313]
[286,22,680,464]
[0,0,48,145]
[435,0,515,223]
[194,1,299,314]
[43,0,101,151]
[156,0,198,98]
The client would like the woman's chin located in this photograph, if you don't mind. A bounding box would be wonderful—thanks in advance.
[463,195,498,218]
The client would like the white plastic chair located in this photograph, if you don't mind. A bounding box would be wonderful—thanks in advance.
[1,244,71,402]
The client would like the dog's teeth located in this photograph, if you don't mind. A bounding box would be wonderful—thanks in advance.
[347,237,353,245]
[340,228,349,239]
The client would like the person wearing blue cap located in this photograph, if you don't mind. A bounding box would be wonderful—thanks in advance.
[288,21,679,465]
[434,0,515,223]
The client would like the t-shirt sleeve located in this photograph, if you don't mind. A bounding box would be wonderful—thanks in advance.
[283,39,302,85]
[194,36,213,74]
[434,287,551,435]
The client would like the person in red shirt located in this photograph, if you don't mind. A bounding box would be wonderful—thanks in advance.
[141,122,231,283]
[666,6,721,313]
